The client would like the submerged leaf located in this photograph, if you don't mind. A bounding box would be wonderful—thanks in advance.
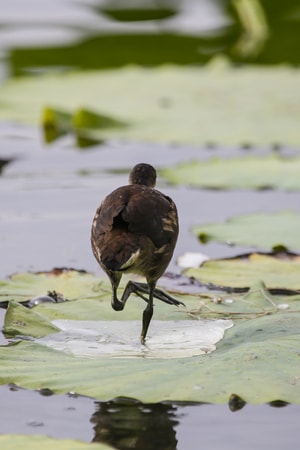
[193,211,300,252]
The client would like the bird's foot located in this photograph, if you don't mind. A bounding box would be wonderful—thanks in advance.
[125,281,185,307]
[111,298,125,311]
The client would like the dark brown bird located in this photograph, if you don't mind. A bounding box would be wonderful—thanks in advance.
[91,163,184,343]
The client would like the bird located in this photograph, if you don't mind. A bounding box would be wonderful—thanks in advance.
[91,163,185,343]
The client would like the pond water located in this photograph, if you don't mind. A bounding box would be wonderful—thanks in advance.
[1,1,300,448]
[1,385,300,449]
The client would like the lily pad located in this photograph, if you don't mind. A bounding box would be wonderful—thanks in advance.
[4,301,60,338]
[0,270,300,403]
[186,280,300,318]
[0,435,114,450]
[161,156,300,190]
[0,312,299,404]
[193,211,300,252]
[1,64,300,146]
[0,270,189,323]
[184,253,300,291]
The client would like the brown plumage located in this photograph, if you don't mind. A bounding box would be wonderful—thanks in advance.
[91,163,184,343]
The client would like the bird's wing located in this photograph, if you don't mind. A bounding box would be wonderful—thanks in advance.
[121,187,179,249]
[92,185,178,249]
[91,186,129,238]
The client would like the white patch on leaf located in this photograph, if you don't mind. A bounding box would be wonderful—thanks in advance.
[37,319,233,359]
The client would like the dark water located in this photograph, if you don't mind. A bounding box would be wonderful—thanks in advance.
[1,1,300,448]
[1,385,300,449]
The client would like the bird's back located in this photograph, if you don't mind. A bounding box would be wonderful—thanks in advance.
[91,184,178,279]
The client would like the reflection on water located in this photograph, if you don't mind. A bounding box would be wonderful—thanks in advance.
[90,397,294,450]
[91,394,292,450]
[91,397,180,450]
[0,385,298,448]
[2,0,300,81]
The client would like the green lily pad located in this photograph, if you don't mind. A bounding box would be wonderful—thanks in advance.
[186,280,300,318]
[0,270,109,305]
[184,253,300,290]
[0,270,300,403]
[0,312,299,404]
[0,435,114,450]
[4,301,59,337]
[1,64,300,146]
[161,156,300,190]
[0,270,189,323]
[193,211,300,252]
[42,107,73,143]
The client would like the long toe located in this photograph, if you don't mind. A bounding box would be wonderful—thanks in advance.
[153,288,186,307]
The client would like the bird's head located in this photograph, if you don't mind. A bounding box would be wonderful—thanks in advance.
[129,163,157,187]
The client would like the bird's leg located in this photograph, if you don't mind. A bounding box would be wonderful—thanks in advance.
[110,277,184,344]
[121,280,185,307]
[110,275,149,311]
[141,281,155,344]
[110,272,124,311]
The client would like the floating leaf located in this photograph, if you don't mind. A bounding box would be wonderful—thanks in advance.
[100,6,178,22]
[185,253,300,291]
[42,107,72,143]
[161,156,300,190]
[0,435,114,450]
[73,108,127,130]
[73,108,128,148]
[0,270,106,305]
[0,270,190,322]
[186,281,300,318]
[0,270,300,403]
[1,65,300,146]
[4,301,59,337]
[193,211,300,251]
[0,312,299,403]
